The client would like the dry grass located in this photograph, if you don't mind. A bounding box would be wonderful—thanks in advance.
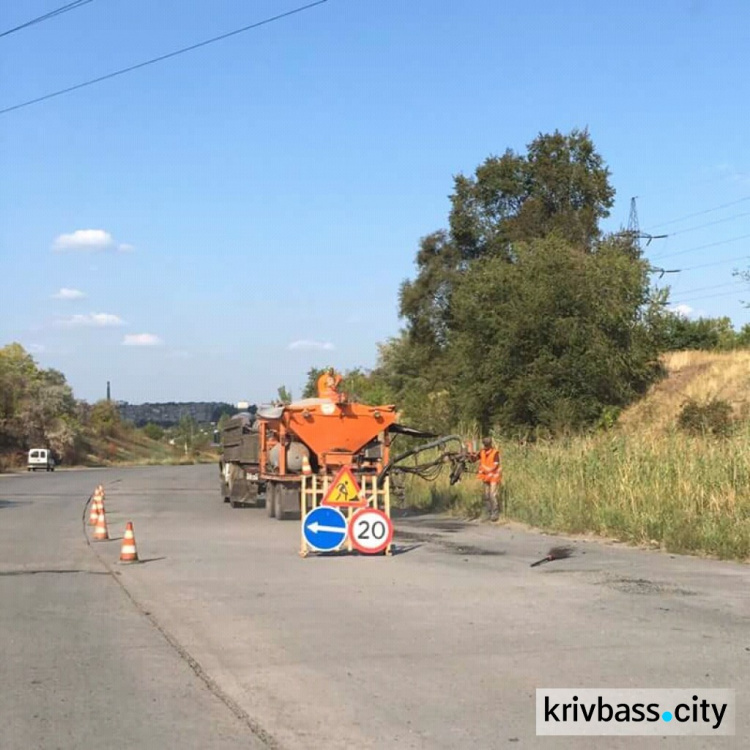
[398,350,750,562]
[618,350,750,434]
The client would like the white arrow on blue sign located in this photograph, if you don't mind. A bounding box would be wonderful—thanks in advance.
[303,506,348,552]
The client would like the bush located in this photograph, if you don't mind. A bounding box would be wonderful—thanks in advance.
[677,398,734,437]
[142,423,164,441]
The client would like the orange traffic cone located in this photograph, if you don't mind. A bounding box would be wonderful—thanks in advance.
[89,499,99,525]
[119,521,139,563]
[301,455,312,476]
[92,508,109,541]
[89,490,102,525]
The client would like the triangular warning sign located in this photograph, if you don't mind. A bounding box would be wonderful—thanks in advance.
[321,466,367,508]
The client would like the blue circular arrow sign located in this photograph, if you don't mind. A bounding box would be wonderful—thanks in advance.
[303,506,348,552]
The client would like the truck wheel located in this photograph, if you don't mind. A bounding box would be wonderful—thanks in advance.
[276,483,301,521]
[274,487,285,520]
[267,483,277,517]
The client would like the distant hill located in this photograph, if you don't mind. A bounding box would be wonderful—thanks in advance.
[617,350,750,433]
[117,401,238,427]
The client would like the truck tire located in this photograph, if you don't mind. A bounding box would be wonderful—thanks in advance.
[267,482,277,517]
[275,483,301,521]
[274,486,285,520]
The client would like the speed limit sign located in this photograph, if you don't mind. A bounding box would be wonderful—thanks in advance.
[348,508,393,554]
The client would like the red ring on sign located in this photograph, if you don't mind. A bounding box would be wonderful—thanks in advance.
[348,508,393,555]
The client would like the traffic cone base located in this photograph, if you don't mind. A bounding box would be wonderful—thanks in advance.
[119,521,139,563]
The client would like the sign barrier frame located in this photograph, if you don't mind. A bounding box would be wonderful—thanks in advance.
[300,472,392,557]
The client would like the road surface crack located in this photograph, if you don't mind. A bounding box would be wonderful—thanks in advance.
[81,491,282,749]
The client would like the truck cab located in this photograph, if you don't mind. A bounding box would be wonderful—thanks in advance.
[27,448,55,472]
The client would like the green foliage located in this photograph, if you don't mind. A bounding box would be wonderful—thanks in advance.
[391,128,665,435]
[277,385,292,404]
[301,365,395,408]
[141,422,165,441]
[89,400,122,438]
[659,313,742,351]
[302,367,326,398]
[450,236,664,433]
[174,415,211,457]
[0,343,83,460]
[677,398,734,437]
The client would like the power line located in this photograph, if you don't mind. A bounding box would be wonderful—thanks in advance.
[0,0,93,39]
[667,209,750,237]
[682,254,750,272]
[652,231,750,261]
[643,195,750,232]
[0,0,329,116]
[668,280,745,299]
[669,288,747,305]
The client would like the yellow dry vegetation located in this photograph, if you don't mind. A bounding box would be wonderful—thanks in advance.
[402,350,750,560]
[618,349,750,433]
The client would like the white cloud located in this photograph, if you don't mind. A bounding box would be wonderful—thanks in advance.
[287,339,335,351]
[122,333,163,347]
[56,313,124,327]
[52,229,135,253]
[669,304,693,318]
[52,287,86,300]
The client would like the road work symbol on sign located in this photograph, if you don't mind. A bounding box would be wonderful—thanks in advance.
[303,506,348,552]
[349,508,393,554]
[321,466,367,508]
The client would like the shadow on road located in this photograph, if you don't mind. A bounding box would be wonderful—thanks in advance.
[0,568,109,576]
[0,499,30,509]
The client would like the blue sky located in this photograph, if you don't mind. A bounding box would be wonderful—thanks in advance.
[1,0,749,405]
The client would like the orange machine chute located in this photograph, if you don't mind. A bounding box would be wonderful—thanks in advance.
[282,399,397,466]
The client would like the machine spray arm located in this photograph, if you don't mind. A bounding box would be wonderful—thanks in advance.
[377,434,465,487]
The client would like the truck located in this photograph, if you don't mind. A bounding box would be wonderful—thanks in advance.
[255,396,400,520]
[218,409,266,508]
[219,378,471,529]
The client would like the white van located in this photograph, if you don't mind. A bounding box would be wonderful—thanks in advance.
[27,448,55,472]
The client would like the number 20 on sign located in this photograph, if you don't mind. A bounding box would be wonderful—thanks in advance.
[349,508,394,555]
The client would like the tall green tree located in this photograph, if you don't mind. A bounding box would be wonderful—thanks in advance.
[393,128,664,434]
[450,235,664,433]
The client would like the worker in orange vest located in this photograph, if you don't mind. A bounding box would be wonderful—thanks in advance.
[317,367,342,400]
[477,436,502,521]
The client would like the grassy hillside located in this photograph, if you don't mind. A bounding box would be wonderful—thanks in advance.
[400,349,750,561]
[1,425,218,472]
[618,350,750,434]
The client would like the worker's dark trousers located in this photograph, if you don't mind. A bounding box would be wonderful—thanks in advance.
[482,481,500,519]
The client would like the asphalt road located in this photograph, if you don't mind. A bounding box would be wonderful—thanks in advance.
[0,465,747,749]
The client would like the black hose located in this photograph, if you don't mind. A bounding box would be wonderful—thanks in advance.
[377,434,464,487]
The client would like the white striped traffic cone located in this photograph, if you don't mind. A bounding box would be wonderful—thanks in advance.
[92,508,109,542]
[89,491,102,525]
[119,521,139,563]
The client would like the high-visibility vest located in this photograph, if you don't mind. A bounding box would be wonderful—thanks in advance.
[478,447,501,483]
[317,372,341,400]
